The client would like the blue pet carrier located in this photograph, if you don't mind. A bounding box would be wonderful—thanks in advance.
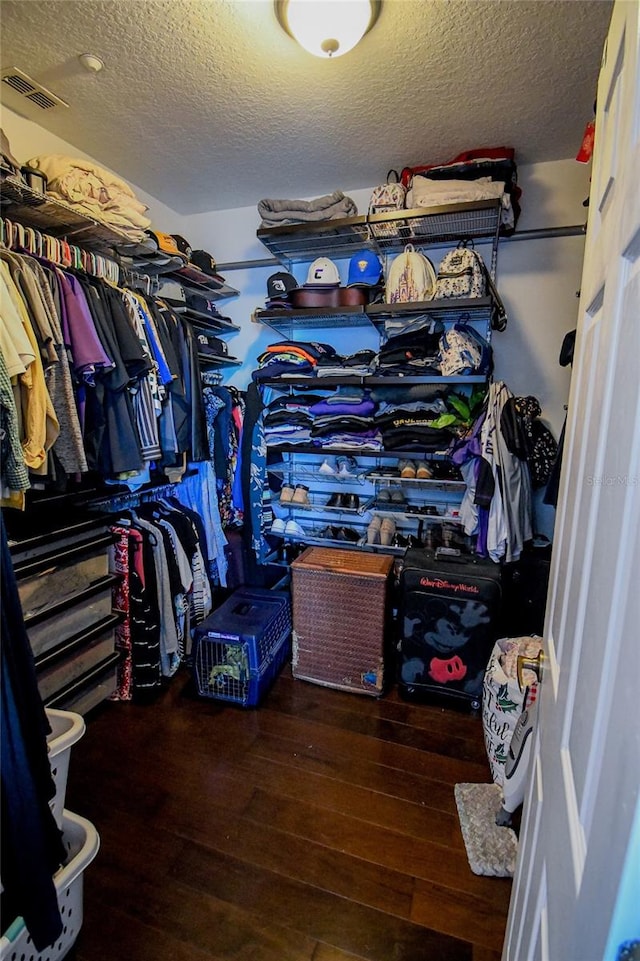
[192,588,291,707]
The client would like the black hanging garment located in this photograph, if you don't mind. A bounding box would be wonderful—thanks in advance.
[0,513,66,950]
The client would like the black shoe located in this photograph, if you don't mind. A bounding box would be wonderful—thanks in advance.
[337,527,360,543]
[326,492,343,508]
[342,493,360,510]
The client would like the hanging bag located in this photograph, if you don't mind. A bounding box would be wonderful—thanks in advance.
[368,169,406,239]
[434,242,507,331]
[385,243,437,304]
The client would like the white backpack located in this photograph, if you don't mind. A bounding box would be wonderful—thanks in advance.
[368,170,406,238]
[385,244,437,304]
[434,244,487,299]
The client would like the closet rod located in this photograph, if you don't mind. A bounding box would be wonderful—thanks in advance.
[215,224,587,272]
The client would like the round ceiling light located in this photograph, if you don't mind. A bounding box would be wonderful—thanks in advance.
[275,0,381,59]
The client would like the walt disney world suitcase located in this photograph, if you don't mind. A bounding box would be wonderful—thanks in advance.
[398,547,502,710]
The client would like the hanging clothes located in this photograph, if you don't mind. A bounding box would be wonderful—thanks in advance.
[0,513,66,950]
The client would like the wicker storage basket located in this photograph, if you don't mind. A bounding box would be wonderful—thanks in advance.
[290,547,394,696]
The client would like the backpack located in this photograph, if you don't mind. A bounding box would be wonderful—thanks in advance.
[385,244,437,304]
[434,243,486,299]
[368,170,406,238]
[438,318,492,376]
[434,243,508,331]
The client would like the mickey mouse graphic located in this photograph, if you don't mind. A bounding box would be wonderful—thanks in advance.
[403,597,490,691]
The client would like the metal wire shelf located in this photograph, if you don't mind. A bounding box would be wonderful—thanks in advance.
[257,199,502,265]
[0,175,145,253]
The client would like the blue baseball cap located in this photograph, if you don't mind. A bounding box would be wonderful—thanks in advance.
[347,250,383,287]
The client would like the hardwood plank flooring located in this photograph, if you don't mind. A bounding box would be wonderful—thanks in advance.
[66,666,512,960]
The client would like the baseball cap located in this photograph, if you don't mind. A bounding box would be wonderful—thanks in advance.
[305,257,340,287]
[147,230,186,261]
[347,250,383,287]
[191,249,218,276]
[267,272,298,301]
[171,235,193,261]
[196,332,228,357]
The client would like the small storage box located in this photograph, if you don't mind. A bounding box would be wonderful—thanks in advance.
[0,810,100,961]
[192,588,291,707]
[290,547,394,696]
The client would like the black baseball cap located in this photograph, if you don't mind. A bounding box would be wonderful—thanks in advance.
[196,332,227,356]
[267,271,297,300]
[171,235,193,261]
[191,249,218,276]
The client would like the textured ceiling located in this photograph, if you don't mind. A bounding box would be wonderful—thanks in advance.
[0,0,612,215]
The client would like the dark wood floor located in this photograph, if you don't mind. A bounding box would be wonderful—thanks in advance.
[66,665,512,961]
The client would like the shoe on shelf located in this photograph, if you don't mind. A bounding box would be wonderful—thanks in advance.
[398,459,417,479]
[342,492,360,510]
[292,484,310,505]
[270,518,286,536]
[280,484,295,503]
[336,455,358,478]
[336,527,360,543]
[317,525,339,540]
[319,458,337,476]
[367,515,382,545]
[415,462,433,479]
[284,520,306,539]
[326,492,343,508]
[390,488,407,505]
[380,517,396,546]
[377,488,391,503]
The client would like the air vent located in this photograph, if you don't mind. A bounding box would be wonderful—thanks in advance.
[1,67,68,110]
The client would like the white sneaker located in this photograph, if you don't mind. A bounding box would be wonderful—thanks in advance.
[270,518,286,536]
[319,458,336,476]
[284,520,306,538]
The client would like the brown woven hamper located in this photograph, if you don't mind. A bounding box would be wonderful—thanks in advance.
[290,547,394,696]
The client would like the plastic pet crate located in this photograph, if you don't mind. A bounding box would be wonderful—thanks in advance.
[0,810,100,961]
[46,709,85,828]
[192,588,291,706]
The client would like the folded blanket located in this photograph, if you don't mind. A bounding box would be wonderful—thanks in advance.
[406,176,513,229]
[27,154,151,240]
[258,190,358,227]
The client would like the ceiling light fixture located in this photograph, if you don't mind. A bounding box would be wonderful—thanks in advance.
[275,0,381,59]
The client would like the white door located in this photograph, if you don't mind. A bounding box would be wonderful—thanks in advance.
[503,2,640,959]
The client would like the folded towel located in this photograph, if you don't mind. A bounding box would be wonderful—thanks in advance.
[258,190,358,227]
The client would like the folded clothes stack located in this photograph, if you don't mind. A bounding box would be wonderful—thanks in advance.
[252,341,337,381]
[375,319,444,376]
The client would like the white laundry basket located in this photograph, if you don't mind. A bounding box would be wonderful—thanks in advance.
[46,709,85,828]
[0,810,100,961]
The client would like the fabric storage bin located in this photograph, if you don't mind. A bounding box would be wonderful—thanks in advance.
[47,653,120,715]
[45,709,85,828]
[15,535,112,619]
[36,616,120,705]
[0,810,100,961]
[192,588,291,706]
[25,576,118,659]
[290,547,394,696]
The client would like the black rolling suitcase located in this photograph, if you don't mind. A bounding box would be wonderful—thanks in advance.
[397,547,502,710]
